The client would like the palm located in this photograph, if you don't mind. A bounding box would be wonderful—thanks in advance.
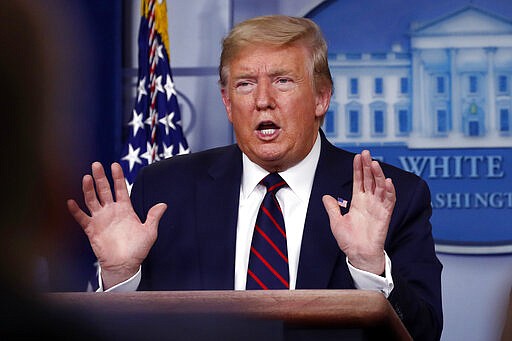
[323,151,395,275]
[85,198,155,270]
[67,162,166,287]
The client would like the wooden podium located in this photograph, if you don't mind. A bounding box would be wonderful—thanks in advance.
[43,290,411,340]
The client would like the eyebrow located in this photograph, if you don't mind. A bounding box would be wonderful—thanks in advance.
[269,69,292,78]
[233,68,295,80]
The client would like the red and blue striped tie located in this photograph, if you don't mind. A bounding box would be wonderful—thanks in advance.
[246,173,289,290]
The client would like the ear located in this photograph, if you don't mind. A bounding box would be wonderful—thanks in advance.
[221,87,233,123]
[315,86,332,118]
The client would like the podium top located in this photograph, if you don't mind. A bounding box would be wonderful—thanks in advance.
[43,289,412,340]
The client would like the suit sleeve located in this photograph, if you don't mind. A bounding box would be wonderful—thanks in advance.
[387,178,443,341]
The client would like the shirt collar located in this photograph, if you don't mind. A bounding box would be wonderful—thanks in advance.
[241,132,321,203]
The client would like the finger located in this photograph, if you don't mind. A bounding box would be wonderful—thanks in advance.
[385,178,396,208]
[361,150,375,193]
[111,163,130,202]
[371,160,387,201]
[352,154,364,194]
[66,199,91,230]
[82,174,101,213]
[92,162,113,205]
[322,195,342,226]
[145,203,168,232]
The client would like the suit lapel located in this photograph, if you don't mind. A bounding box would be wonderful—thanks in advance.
[195,145,242,289]
[296,132,355,289]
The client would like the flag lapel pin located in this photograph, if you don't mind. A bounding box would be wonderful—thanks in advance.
[337,197,348,208]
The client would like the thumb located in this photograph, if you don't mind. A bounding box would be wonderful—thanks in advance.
[322,195,342,225]
[145,203,168,229]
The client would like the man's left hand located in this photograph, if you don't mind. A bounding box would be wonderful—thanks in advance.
[322,150,396,275]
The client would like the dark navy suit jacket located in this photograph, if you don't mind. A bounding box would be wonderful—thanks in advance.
[131,131,443,340]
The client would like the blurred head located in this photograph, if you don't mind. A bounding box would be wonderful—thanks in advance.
[219,15,332,172]
[1,0,96,293]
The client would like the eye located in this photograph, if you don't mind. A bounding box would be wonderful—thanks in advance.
[235,80,255,94]
[237,81,250,87]
[274,77,294,91]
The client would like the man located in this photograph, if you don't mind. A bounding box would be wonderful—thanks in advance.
[68,15,442,340]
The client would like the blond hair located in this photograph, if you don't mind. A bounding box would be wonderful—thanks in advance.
[219,15,333,92]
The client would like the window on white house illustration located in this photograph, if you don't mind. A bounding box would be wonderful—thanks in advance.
[323,104,337,136]
[349,78,359,96]
[346,102,362,137]
[370,101,387,136]
[500,108,510,133]
[347,109,360,136]
[373,110,385,135]
[498,75,509,94]
[436,76,446,95]
[437,109,448,134]
[469,75,478,94]
[350,110,359,134]
[466,103,482,137]
[400,77,409,95]
[374,77,383,95]
[397,108,411,135]
[469,121,479,136]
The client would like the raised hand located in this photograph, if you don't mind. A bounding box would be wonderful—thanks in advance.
[67,162,167,289]
[322,150,396,275]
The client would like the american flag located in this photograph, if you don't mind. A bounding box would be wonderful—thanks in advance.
[120,0,189,192]
[337,197,348,208]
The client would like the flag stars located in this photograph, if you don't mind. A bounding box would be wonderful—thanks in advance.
[160,142,189,160]
[156,44,165,64]
[154,75,165,94]
[164,74,177,100]
[144,114,154,127]
[161,142,174,159]
[137,77,147,102]
[121,144,142,171]
[175,142,190,155]
[128,110,144,136]
[141,142,159,164]
[145,111,159,129]
[159,111,176,134]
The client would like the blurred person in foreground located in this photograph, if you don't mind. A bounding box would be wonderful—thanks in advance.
[68,15,443,340]
[1,0,99,337]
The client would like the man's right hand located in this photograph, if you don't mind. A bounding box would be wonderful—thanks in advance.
[67,162,167,290]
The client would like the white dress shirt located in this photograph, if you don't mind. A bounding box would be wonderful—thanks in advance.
[100,133,393,296]
[234,133,319,290]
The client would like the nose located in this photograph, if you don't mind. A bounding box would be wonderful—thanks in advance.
[255,79,276,110]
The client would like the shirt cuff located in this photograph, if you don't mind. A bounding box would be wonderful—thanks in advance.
[346,251,394,298]
[96,266,142,292]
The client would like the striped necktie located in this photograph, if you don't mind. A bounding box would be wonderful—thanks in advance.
[246,173,289,290]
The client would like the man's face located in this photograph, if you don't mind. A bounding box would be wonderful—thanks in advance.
[221,43,331,172]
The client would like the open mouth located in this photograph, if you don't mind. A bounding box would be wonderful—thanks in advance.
[257,121,280,136]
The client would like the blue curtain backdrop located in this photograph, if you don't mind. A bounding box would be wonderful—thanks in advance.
[85,0,124,166]
[46,0,123,291]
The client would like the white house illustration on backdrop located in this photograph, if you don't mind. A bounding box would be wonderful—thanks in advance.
[325,5,512,149]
